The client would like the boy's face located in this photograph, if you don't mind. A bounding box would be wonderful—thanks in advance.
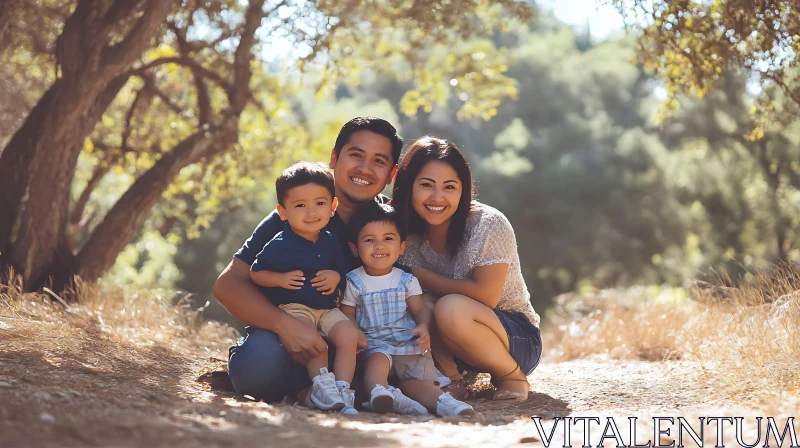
[330,130,397,205]
[277,183,338,238]
[349,221,406,272]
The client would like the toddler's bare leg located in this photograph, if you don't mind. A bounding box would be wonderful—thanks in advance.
[363,353,391,390]
[397,379,442,413]
[292,316,327,376]
[327,320,359,384]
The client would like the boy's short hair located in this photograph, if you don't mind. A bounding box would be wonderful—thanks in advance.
[276,161,335,206]
[349,201,406,243]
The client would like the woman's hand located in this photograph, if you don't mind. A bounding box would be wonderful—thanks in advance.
[410,324,431,352]
[311,270,340,295]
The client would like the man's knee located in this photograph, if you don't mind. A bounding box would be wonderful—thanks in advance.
[228,329,307,401]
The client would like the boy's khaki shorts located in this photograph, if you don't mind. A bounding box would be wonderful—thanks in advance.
[278,303,350,337]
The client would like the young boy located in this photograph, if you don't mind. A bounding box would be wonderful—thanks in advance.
[250,162,363,415]
[340,202,474,417]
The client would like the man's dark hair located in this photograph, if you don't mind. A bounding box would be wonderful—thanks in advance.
[333,117,404,165]
[349,201,406,243]
[276,161,335,206]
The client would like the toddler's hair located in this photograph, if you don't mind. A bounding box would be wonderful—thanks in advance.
[349,201,406,243]
[276,161,335,206]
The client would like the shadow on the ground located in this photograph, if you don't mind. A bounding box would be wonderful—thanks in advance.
[0,327,395,448]
[199,364,571,426]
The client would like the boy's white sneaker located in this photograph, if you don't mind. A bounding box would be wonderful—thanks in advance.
[369,384,394,414]
[310,368,345,411]
[436,392,475,417]
[339,388,359,416]
[388,386,428,415]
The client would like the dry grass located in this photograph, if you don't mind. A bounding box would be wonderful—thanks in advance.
[544,266,800,395]
[0,268,238,355]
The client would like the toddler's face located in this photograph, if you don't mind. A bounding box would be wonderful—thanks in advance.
[277,183,337,238]
[350,221,406,272]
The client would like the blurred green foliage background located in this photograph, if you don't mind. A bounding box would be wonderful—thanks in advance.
[3,1,800,332]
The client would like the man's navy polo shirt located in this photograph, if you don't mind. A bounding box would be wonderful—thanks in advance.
[235,194,389,273]
[250,222,346,310]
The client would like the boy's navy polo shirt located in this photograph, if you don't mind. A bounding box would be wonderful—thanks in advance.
[235,194,389,273]
[251,222,346,310]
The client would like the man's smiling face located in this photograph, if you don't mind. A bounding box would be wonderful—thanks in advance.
[330,130,397,205]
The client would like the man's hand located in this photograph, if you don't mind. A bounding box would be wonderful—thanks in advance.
[410,324,431,353]
[278,270,305,290]
[276,315,328,365]
[311,270,340,295]
[356,330,368,354]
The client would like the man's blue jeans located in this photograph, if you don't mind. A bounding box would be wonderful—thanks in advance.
[228,328,316,402]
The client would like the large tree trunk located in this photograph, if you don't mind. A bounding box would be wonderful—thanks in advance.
[5,76,129,280]
[0,0,16,50]
[0,0,173,284]
[39,0,263,291]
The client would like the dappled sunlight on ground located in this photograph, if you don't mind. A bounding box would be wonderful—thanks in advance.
[1,287,798,447]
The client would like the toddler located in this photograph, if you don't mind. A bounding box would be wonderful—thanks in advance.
[250,162,362,415]
[340,202,474,417]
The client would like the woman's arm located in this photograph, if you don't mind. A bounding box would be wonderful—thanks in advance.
[412,263,509,308]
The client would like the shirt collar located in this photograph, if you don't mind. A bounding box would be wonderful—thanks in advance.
[282,221,318,245]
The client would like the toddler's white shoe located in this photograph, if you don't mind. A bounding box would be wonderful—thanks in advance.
[388,386,428,415]
[310,368,345,411]
[435,368,452,387]
[436,392,475,417]
[369,384,394,414]
[339,388,359,416]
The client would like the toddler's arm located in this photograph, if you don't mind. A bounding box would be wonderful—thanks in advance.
[250,268,305,290]
[407,294,432,352]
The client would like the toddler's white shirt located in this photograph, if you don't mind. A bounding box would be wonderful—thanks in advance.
[340,267,422,307]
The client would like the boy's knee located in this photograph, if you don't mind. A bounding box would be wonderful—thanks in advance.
[329,320,358,345]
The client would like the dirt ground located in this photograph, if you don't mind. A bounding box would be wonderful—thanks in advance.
[1,304,798,448]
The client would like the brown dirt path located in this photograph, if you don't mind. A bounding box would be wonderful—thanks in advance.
[1,311,796,448]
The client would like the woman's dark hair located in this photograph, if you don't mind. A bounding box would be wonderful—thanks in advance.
[348,201,406,243]
[392,136,474,257]
[333,117,404,165]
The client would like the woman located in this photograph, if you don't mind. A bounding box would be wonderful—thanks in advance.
[393,136,542,401]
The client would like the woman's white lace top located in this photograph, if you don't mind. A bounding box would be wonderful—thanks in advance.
[399,203,540,327]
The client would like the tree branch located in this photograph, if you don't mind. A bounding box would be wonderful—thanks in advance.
[131,56,235,98]
[101,0,146,32]
[70,162,109,226]
[103,0,173,70]
[230,0,266,113]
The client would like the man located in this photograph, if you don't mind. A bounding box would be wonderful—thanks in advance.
[213,117,403,401]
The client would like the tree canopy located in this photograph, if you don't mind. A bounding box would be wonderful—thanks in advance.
[610,0,800,131]
[0,0,532,292]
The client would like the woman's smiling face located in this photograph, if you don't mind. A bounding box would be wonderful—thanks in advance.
[411,160,462,227]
